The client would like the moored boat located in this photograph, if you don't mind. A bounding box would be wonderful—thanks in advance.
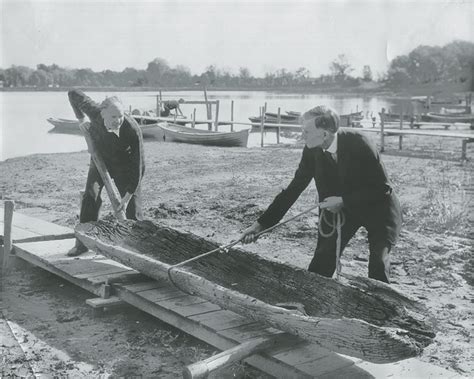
[159,122,250,147]
[46,117,165,139]
[76,219,435,364]
[421,112,474,124]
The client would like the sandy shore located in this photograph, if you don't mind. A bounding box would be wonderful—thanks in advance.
[1,134,473,377]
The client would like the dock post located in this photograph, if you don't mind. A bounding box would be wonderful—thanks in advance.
[260,106,265,147]
[192,108,196,128]
[204,87,212,130]
[156,94,161,117]
[276,107,281,144]
[380,108,385,152]
[230,100,234,132]
[2,200,15,273]
[399,109,404,150]
[214,100,220,131]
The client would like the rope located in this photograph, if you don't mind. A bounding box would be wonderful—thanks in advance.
[166,203,321,293]
[318,209,345,280]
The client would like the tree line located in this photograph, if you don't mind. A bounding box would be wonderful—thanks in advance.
[0,40,472,90]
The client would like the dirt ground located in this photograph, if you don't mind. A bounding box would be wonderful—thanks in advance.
[1,131,473,378]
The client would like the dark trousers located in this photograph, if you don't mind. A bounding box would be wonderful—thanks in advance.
[79,160,143,223]
[308,211,392,283]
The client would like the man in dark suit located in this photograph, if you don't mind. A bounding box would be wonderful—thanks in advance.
[241,106,401,283]
[66,90,146,257]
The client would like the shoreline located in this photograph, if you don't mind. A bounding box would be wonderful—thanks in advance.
[1,83,470,99]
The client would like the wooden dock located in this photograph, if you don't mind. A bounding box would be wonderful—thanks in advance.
[1,206,462,378]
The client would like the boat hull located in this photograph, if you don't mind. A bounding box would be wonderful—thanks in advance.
[160,123,250,147]
[76,219,435,363]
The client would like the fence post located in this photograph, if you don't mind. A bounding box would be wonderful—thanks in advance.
[276,107,281,144]
[399,109,403,150]
[231,100,234,132]
[2,200,15,273]
[380,108,385,152]
[214,100,220,131]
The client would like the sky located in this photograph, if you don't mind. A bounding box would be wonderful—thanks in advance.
[1,0,473,78]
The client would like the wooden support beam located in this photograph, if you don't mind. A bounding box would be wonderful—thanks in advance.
[85,296,123,309]
[78,122,125,220]
[2,200,15,272]
[184,333,291,379]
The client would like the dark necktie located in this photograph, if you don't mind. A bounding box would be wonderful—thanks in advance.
[324,151,337,167]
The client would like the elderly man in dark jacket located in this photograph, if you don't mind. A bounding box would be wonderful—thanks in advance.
[241,106,401,283]
[67,90,145,256]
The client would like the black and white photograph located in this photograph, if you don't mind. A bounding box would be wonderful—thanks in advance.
[1,0,473,377]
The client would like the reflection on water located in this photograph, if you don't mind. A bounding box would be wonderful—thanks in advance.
[0,90,410,160]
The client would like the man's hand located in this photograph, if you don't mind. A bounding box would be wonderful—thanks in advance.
[117,192,133,214]
[320,196,344,213]
[240,221,264,244]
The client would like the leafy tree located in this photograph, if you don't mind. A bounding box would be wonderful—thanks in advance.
[330,54,354,80]
[362,65,373,81]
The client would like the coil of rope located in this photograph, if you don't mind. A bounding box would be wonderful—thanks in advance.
[167,202,345,294]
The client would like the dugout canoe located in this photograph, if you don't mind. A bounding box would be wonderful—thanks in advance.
[159,122,250,147]
[76,219,435,364]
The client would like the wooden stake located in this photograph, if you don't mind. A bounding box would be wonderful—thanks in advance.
[380,108,385,152]
[399,109,404,150]
[204,87,212,130]
[214,100,220,131]
[230,100,234,131]
[260,106,265,147]
[276,107,281,144]
[2,200,15,272]
[79,123,126,220]
[192,108,196,128]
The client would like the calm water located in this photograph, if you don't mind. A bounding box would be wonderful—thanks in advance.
[0,90,409,161]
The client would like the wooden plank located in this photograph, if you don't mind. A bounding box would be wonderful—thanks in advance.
[13,240,103,296]
[296,355,355,377]
[0,222,40,241]
[122,280,164,293]
[114,285,311,378]
[189,310,255,331]
[219,322,282,342]
[356,128,474,139]
[137,286,189,303]
[0,208,73,237]
[85,296,124,308]
[318,363,374,379]
[273,343,331,366]
[159,297,221,317]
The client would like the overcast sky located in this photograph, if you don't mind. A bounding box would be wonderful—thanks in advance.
[1,0,472,78]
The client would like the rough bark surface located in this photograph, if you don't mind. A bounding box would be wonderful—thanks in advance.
[76,219,436,363]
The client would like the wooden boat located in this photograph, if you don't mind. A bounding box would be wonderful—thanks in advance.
[46,117,83,135]
[76,219,435,364]
[249,110,363,128]
[159,123,250,147]
[46,117,165,140]
[379,112,414,123]
[421,112,474,124]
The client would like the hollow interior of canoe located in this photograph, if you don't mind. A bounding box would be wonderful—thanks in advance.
[81,220,435,335]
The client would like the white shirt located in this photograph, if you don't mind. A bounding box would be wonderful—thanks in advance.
[324,132,338,162]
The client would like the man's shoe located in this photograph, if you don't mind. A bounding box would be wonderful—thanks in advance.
[66,244,88,257]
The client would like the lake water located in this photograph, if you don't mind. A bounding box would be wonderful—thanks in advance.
[0,90,410,161]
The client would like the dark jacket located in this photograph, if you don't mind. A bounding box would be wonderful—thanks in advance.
[68,90,145,194]
[258,129,401,244]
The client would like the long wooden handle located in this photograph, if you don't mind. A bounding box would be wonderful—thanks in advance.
[78,122,126,220]
[183,334,289,379]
